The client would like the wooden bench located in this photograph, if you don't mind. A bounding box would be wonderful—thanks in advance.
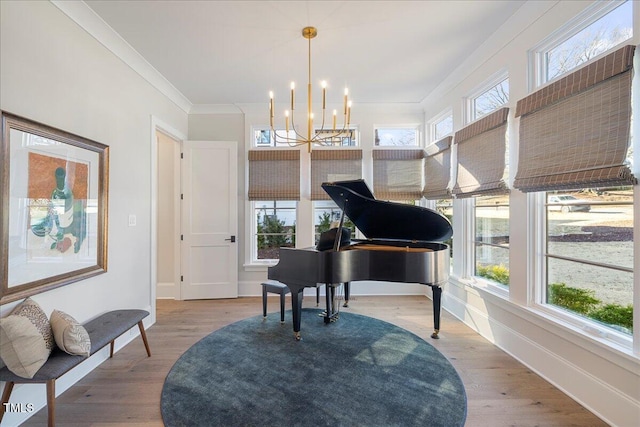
[0,309,150,427]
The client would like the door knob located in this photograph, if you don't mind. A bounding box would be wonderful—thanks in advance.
[225,236,236,243]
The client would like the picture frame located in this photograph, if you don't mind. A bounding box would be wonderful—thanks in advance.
[0,111,109,304]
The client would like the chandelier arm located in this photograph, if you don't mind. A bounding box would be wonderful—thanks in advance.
[271,112,310,147]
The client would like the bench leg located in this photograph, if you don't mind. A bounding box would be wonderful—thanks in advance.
[138,321,152,357]
[46,379,55,427]
[110,340,115,358]
[0,381,14,422]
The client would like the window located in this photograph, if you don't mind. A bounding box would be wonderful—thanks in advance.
[462,79,510,288]
[542,1,632,83]
[314,201,356,245]
[254,129,298,147]
[253,201,296,260]
[470,77,509,121]
[475,195,509,287]
[435,199,453,266]
[433,114,453,142]
[521,6,635,339]
[374,126,419,146]
[254,128,358,147]
[545,188,633,335]
[314,129,358,147]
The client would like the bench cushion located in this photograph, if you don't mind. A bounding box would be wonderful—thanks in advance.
[0,309,149,383]
[0,298,54,379]
[51,310,91,357]
[83,309,148,354]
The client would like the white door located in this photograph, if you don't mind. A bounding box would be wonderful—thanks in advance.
[181,140,238,299]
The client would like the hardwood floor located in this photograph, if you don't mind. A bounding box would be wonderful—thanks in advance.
[22,296,608,426]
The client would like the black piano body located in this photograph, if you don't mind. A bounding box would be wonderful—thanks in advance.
[268,179,453,340]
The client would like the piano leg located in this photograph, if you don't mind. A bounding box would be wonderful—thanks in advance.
[343,281,350,307]
[323,284,340,324]
[291,288,304,341]
[431,285,442,339]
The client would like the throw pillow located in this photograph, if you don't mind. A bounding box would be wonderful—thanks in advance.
[0,298,54,378]
[50,309,91,357]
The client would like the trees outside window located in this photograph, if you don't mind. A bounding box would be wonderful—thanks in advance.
[254,201,296,260]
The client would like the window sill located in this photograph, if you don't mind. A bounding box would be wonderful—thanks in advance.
[448,275,638,369]
[243,261,277,272]
[455,275,510,300]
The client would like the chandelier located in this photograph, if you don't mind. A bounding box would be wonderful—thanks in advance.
[269,26,352,152]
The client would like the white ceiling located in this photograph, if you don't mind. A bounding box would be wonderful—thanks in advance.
[83,0,527,107]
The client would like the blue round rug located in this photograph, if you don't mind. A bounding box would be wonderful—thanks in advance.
[161,308,466,426]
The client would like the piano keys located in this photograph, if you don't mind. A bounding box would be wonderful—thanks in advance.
[268,179,452,340]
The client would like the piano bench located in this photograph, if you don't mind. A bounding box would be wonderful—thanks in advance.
[262,281,290,323]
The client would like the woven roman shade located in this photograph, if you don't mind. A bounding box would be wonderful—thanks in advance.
[514,44,636,192]
[452,107,509,198]
[310,149,363,200]
[373,149,424,200]
[423,137,452,200]
[248,150,300,200]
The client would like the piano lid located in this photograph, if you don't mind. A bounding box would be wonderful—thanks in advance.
[321,179,453,243]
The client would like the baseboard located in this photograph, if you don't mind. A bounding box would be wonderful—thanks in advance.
[156,281,178,299]
[442,287,639,427]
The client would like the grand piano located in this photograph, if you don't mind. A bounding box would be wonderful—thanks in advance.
[268,179,452,340]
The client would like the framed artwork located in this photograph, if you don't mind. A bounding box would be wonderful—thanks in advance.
[0,111,109,304]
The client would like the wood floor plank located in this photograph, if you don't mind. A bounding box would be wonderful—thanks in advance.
[20,296,608,426]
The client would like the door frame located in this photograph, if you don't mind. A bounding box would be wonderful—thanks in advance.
[151,116,187,315]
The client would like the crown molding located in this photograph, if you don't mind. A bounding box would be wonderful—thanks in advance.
[51,0,193,114]
[189,104,245,115]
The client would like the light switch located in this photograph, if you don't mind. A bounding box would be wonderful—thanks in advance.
[128,214,136,227]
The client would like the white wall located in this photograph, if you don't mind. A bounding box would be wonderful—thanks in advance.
[421,1,640,426]
[0,1,187,425]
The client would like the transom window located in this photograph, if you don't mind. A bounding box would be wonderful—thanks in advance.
[542,1,632,84]
[374,126,419,146]
[471,77,509,121]
[432,114,453,142]
[254,128,358,147]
